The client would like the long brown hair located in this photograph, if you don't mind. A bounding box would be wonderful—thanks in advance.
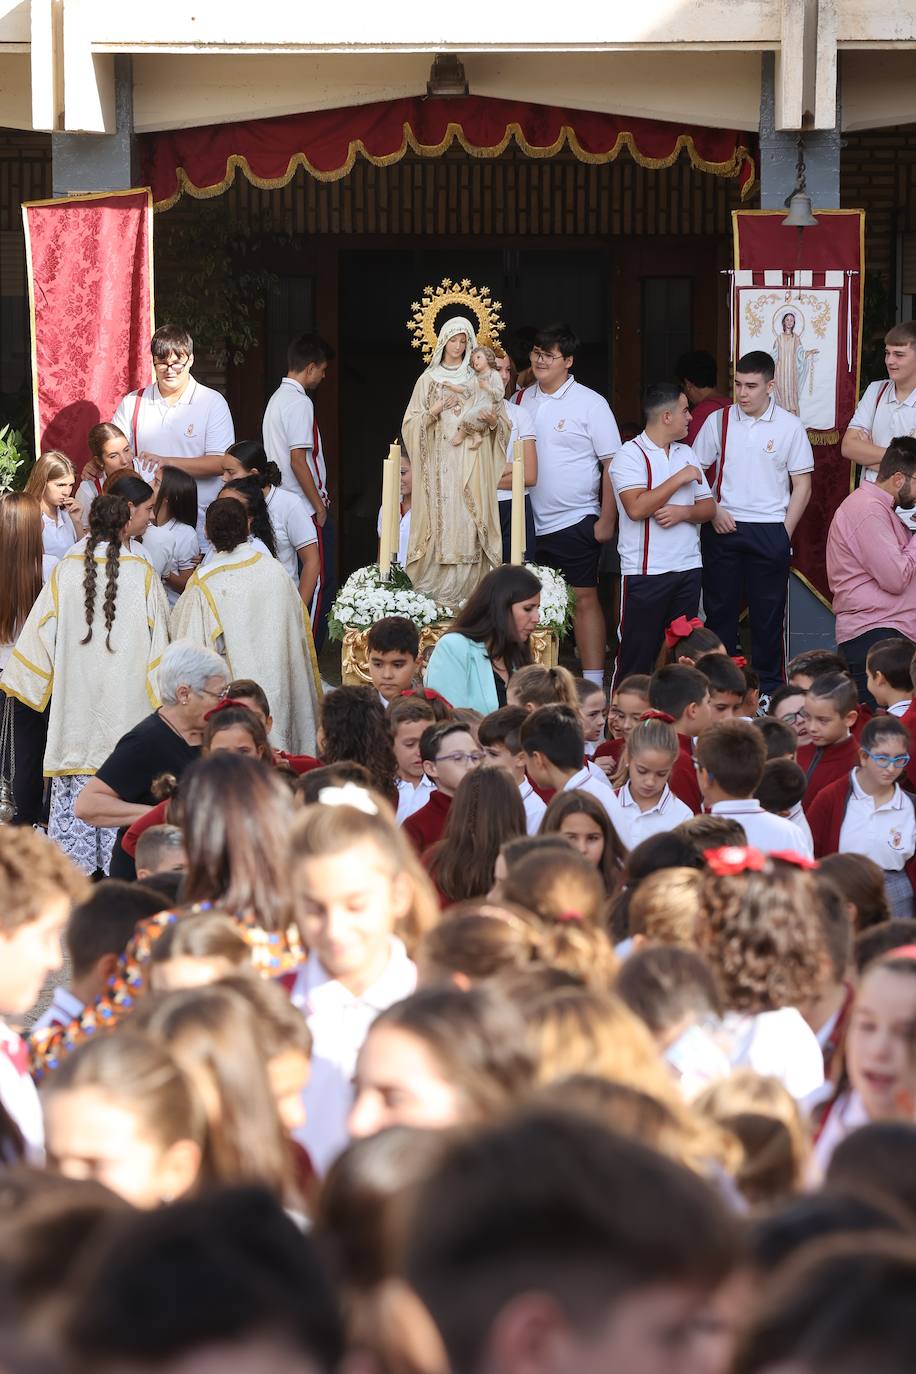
[81,494,129,650]
[24,451,75,504]
[85,422,128,479]
[180,754,294,931]
[426,768,527,903]
[0,493,44,645]
[539,789,627,897]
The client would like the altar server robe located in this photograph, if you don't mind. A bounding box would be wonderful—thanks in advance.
[171,543,321,754]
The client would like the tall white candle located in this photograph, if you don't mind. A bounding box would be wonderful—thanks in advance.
[510,439,526,564]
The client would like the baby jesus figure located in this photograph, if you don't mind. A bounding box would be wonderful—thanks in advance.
[442,346,506,450]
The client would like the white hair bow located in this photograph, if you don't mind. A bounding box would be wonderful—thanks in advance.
[317,783,379,816]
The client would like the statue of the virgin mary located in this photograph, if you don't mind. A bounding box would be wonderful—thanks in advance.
[401,315,510,610]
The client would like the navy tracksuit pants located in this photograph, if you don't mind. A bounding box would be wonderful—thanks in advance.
[701,521,790,694]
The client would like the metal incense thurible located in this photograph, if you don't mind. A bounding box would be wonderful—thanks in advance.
[0,777,16,825]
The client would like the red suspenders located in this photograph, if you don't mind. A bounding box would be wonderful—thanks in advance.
[632,440,654,575]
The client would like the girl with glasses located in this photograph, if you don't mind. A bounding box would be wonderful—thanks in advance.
[808,716,916,918]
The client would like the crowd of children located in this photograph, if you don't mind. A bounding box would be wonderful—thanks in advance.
[0,586,915,1371]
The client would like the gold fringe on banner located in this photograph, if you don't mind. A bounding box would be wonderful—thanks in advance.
[807,430,840,446]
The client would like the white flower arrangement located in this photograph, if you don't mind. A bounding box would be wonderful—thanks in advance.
[328,564,442,641]
[527,563,575,636]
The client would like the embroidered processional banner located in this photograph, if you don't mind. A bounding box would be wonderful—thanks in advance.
[22,188,154,467]
[732,210,865,605]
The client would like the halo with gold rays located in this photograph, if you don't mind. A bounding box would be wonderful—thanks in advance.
[407,277,505,363]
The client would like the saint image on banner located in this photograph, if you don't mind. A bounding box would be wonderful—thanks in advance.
[737,289,839,431]
[771,308,818,417]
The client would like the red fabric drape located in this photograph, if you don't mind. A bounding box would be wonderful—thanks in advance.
[733,210,866,606]
[141,96,756,211]
[23,190,154,468]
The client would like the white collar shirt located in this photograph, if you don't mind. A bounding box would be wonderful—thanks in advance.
[497,400,536,502]
[611,431,712,575]
[518,377,622,535]
[720,1007,824,1102]
[785,801,815,858]
[396,774,435,824]
[838,769,916,872]
[266,485,318,581]
[709,798,809,855]
[0,1022,43,1163]
[262,378,327,515]
[41,510,77,561]
[112,377,235,518]
[563,765,625,826]
[290,938,417,1174]
[851,379,916,484]
[887,700,913,718]
[613,782,692,849]
[519,777,547,834]
[692,400,813,522]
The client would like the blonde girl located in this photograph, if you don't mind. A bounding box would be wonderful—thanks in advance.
[74,423,134,525]
[506,663,578,713]
[613,717,692,849]
[288,795,439,1173]
[25,452,82,557]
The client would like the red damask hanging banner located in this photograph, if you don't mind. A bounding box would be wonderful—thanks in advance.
[732,209,865,605]
[22,188,154,468]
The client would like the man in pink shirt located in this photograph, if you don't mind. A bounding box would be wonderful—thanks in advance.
[827,435,916,705]
[677,350,729,446]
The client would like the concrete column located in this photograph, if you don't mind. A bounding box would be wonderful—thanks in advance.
[51,56,137,196]
[758,51,841,657]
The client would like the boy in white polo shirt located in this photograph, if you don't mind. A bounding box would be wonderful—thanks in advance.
[610,382,716,687]
[520,704,624,828]
[692,350,813,696]
[842,321,916,492]
[695,719,808,855]
[517,323,621,686]
[112,323,235,536]
[262,333,337,646]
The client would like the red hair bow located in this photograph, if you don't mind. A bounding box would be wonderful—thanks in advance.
[769,850,819,870]
[400,687,453,708]
[664,615,704,649]
[203,697,249,722]
[732,655,748,670]
[703,845,767,876]
[555,911,582,923]
[640,710,676,725]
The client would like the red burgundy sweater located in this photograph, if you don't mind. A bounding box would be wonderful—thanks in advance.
[669,734,702,814]
[797,735,860,813]
[901,700,916,794]
[402,790,452,854]
[594,738,624,765]
[807,771,916,892]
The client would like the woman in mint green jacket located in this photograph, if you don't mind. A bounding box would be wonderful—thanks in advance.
[425,565,542,713]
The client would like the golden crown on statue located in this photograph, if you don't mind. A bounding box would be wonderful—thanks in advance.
[407,277,505,362]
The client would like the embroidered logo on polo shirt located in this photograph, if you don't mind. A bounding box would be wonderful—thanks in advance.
[889,827,903,850]
[555,419,566,431]
[186,424,195,437]
[765,439,775,453]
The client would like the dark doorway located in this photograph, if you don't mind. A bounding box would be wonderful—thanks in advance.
[338,246,612,573]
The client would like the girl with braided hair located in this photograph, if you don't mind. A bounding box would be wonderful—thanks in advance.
[1,493,170,873]
[221,440,319,608]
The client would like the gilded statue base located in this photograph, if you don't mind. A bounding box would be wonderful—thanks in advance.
[341,622,559,688]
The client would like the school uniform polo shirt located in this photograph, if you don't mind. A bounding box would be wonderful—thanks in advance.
[850,379,916,484]
[611,431,712,576]
[838,771,916,873]
[709,799,810,856]
[113,378,235,519]
[518,377,622,535]
[266,486,318,582]
[262,377,328,517]
[497,401,536,505]
[519,777,547,835]
[692,400,813,523]
[395,774,435,825]
[562,765,625,827]
[612,782,692,849]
